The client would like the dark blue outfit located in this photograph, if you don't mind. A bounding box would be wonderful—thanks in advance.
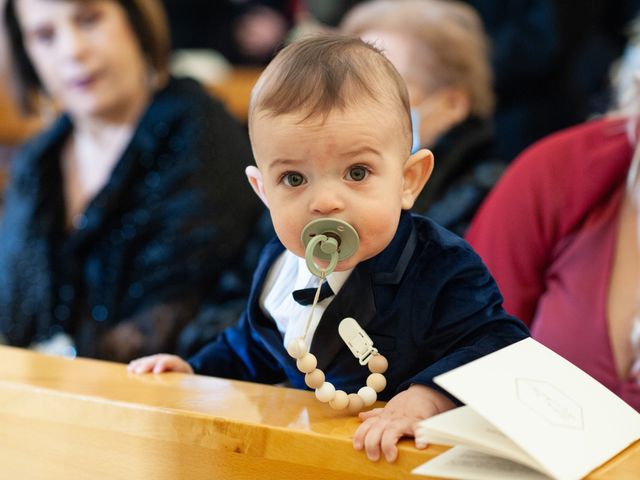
[189,211,529,401]
[462,0,570,161]
[465,0,640,160]
[0,77,263,361]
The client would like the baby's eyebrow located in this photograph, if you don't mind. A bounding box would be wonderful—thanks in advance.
[267,158,304,171]
[340,146,383,158]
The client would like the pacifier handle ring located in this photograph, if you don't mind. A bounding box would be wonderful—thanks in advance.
[305,234,339,278]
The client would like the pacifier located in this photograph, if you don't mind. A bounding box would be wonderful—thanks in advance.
[300,218,359,278]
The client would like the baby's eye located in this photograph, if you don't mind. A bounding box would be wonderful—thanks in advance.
[346,166,369,182]
[282,172,306,187]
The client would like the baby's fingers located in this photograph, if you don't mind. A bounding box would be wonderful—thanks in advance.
[380,419,414,462]
[358,407,384,421]
[154,356,193,374]
[353,416,375,451]
[380,430,401,463]
[362,419,387,462]
[152,357,175,373]
[414,423,429,449]
[127,355,161,374]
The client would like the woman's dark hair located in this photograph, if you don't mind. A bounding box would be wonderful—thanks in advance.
[3,0,170,114]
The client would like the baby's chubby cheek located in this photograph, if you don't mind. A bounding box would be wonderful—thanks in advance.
[273,224,305,256]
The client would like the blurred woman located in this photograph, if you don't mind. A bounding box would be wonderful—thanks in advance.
[0,0,261,361]
[341,0,500,235]
[466,40,640,409]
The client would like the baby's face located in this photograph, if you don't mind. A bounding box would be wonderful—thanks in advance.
[249,101,417,271]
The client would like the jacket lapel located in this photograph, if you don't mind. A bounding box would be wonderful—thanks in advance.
[247,238,292,356]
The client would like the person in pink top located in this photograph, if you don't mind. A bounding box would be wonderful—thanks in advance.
[466,108,640,409]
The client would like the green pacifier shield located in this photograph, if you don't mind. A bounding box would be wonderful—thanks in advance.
[301,218,360,263]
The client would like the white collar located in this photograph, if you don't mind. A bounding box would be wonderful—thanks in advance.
[294,257,352,295]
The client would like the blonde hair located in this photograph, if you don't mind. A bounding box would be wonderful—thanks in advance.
[249,34,412,152]
[341,0,494,118]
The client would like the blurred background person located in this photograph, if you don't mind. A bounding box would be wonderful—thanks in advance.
[312,0,561,161]
[465,16,640,409]
[0,0,262,361]
[341,0,500,235]
[311,1,640,161]
[161,0,297,66]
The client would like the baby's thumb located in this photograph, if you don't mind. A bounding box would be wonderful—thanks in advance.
[414,440,428,450]
[414,425,429,449]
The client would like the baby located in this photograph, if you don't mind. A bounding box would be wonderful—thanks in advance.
[129,35,529,463]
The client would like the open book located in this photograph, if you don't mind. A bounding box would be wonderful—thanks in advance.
[412,338,640,480]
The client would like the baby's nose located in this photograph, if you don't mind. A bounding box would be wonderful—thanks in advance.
[309,187,345,215]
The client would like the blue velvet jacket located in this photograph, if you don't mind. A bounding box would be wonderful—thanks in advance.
[189,211,529,401]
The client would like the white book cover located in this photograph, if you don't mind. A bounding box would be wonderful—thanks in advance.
[412,338,640,480]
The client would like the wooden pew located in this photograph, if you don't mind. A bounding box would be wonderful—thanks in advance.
[0,345,637,479]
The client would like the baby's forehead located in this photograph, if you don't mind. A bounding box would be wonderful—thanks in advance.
[251,105,410,168]
[251,98,411,165]
[252,93,409,131]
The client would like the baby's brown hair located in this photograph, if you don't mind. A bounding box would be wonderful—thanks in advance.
[249,34,413,154]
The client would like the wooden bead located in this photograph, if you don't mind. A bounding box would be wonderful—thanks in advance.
[304,369,325,389]
[315,382,336,402]
[290,334,390,415]
[367,354,388,374]
[358,386,377,407]
[329,390,349,410]
[347,393,364,414]
[296,353,317,373]
[366,373,386,393]
[286,338,307,359]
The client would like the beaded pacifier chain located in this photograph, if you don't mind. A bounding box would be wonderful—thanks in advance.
[286,218,388,414]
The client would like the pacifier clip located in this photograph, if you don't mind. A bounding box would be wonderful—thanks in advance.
[286,218,388,413]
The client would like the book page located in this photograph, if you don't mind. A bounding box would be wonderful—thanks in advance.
[415,405,543,472]
[412,446,551,480]
[433,338,640,480]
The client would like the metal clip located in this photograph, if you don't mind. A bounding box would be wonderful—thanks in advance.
[338,317,378,366]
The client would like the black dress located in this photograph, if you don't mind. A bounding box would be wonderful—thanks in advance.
[0,77,263,361]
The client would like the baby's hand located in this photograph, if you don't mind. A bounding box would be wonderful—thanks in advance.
[127,354,194,375]
[352,384,455,463]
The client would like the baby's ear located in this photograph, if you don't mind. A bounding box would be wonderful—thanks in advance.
[245,166,269,208]
[401,149,434,209]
